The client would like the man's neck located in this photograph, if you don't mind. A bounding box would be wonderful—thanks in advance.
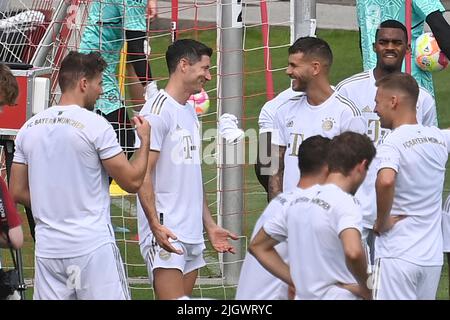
[306,81,334,106]
[165,78,191,105]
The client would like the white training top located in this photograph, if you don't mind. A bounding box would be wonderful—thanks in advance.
[13,105,122,258]
[137,90,204,244]
[336,69,438,228]
[236,185,319,300]
[264,183,363,300]
[272,90,366,191]
[375,125,450,266]
[441,195,450,253]
[258,87,299,134]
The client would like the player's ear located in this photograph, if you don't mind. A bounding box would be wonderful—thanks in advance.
[179,58,189,73]
[372,42,376,53]
[79,77,88,92]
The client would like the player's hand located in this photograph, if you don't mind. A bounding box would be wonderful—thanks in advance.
[337,283,372,300]
[132,115,150,145]
[288,284,296,300]
[147,0,157,20]
[152,224,183,255]
[207,226,239,254]
[373,215,406,236]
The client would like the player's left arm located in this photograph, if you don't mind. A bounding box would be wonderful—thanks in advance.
[202,193,239,253]
[419,89,438,127]
[426,10,450,60]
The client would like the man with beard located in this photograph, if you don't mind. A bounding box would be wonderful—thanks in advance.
[336,20,437,266]
[9,51,151,300]
[268,36,366,200]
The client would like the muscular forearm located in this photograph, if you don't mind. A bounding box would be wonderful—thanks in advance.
[137,177,159,229]
[268,171,283,200]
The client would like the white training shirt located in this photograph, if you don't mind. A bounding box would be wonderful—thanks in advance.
[336,69,438,228]
[272,90,366,191]
[442,195,450,253]
[137,90,204,244]
[13,105,122,258]
[375,125,450,266]
[264,183,363,300]
[236,185,319,300]
[258,87,299,134]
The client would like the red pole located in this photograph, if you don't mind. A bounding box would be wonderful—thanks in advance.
[171,0,178,43]
[260,0,274,100]
[405,0,412,74]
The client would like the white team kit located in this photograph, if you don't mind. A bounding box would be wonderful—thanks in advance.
[263,184,363,300]
[258,87,300,134]
[373,125,450,300]
[272,90,366,191]
[13,105,129,300]
[442,196,450,253]
[336,69,437,229]
[137,89,206,280]
[236,185,319,300]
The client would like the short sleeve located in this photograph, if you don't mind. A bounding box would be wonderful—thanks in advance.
[13,128,27,165]
[418,88,438,127]
[94,119,123,160]
[376,140,401,173]
[334,197,362,236]
[440,129,450,153]
[272,109,287,147]
[263,200,289,243]
[258,103,275,134]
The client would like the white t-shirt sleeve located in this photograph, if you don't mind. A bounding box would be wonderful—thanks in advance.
[376,140,400,172]
[263,200,288,243]
[419,91,438,127]
[271,109,287,147]
[258,103,275,134]
[440,129,450,153]
[13,127,27,164]
[147,112,170,152]
[334,197,362,235]
[94,120,123,160]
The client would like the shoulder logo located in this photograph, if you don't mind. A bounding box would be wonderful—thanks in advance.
[322,118,335,131]
[58,111,64,116]
[361,105,372,113]
[286,120,294,128]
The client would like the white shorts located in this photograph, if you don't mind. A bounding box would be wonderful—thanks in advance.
[140,235,206,283]
[442,210,450,252]
[34,243,130,300]
[372,258,441,300]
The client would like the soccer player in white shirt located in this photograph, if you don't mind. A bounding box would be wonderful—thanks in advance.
[269,37,366,200]
[255,87,299,197]
[373,72,450,300]
[9,51,151,300]
[442,195,450,298]
[336,19,438,264]
[250,132,376,300]
[236,135,330,300]
[136,39,238,300]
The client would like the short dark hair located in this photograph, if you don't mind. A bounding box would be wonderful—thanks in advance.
[298,135,331,175]
[0,63,19,106]
[327,132,376,176]
[375,20,408,42]
[375,72,419,107]
[58,51,107,92]
[166,39,213,75]
[288,36,333,68]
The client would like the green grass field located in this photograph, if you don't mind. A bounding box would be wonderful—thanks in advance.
[6,26,450,300]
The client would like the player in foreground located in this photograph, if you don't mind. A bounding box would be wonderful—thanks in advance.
[250,132,375,300]
[237,135,330,300]
[136,39,238,300]
[373,72,450,299]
